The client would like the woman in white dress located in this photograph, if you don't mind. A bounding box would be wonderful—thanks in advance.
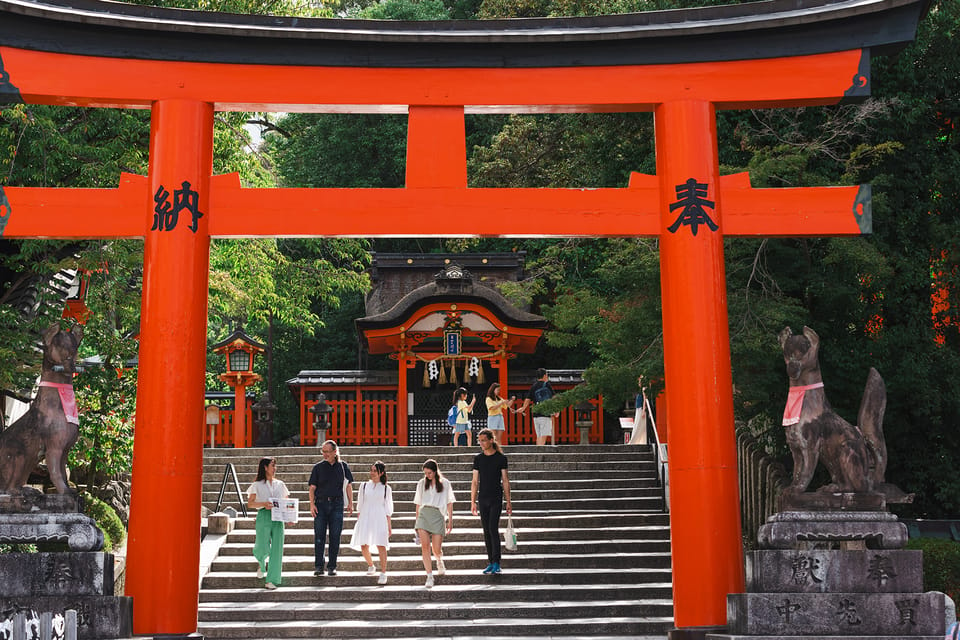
[350,460,393,585]
[413,458,456,588]
[246,457,290,590]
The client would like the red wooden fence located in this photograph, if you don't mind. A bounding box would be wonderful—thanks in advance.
[300,396,603,446]
[203,408,253,447]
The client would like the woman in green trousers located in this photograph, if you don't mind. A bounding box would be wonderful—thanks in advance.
[246,457,290,589]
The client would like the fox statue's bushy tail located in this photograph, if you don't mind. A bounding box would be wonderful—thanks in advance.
[858,367,913,504]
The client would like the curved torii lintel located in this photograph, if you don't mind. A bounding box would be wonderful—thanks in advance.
[0,0,931,111]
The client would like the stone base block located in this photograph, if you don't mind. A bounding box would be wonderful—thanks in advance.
[0,513,103,551]
[779,491,886,512]
[758,511,908,550]
[0,552,114,596]
[726,592,952,636]
[0,493,81,514]
[746,550,923,593]
[0,595,132,639]
[206,512,233,535]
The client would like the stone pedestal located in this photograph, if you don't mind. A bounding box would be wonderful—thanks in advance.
[0,499,133,639]
[708,511,956,640]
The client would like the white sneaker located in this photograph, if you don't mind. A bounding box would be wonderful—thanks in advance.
[256,566,264,579]
[437,559,446,575]
[264,582,277,590]
[378,572,388,585]
[366,565,377,575]
[425,574,434,588]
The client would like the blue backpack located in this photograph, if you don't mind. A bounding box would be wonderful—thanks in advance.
[447,405,458,427]
[533,383,552,404]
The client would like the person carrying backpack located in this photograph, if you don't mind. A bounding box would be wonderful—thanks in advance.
[451,387,476,447]
[514,368,555,445]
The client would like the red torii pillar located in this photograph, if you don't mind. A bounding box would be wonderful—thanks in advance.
[125,99,214,634]
[656,100,742,633]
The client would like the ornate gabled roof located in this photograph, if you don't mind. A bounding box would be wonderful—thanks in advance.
[210,328,266,353]
[357,262,546,332]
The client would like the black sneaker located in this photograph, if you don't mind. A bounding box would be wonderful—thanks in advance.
[327,568,337,576]
[314,569,324,577]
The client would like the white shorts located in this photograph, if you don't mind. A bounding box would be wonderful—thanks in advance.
[533,416,553,437]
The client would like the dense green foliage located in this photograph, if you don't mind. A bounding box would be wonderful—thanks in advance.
[83,493,126,553]
[906,538,960,604]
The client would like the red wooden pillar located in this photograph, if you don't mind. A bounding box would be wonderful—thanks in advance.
[126,99,213,636]
[498,357,509,445]
[655,100,744,635]
[397,353,409,445]
[232,380,247,447]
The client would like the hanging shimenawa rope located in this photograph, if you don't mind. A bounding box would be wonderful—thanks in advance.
[414,350,504,386]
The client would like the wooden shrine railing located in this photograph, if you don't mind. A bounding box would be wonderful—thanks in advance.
[302,397,399,446]
[300,395,603,446]
[203,408,254,448]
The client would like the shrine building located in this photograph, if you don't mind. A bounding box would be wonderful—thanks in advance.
[286,253,602,446]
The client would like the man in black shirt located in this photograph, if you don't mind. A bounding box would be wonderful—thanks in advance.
[308,440,354,576]
[471,428,512,575]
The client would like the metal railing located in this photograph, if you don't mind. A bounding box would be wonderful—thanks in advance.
[214,462,247,517]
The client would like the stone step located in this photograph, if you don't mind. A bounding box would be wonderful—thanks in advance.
[198,445,675,638]
[214,539,671,558]
[200,566,674,589]
[195,615,675,638]
[204,455,657,470]
[209,551,673,574]
[198,582,673,602]
[210,497,665,515]
[220,526,670,556]
[225,510,669,523]
[204,473,660,486]
[197,598,674,621]
[202,444,655,457]
[204,481,660,495]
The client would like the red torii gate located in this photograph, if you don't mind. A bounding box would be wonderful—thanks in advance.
[0,0,928,636]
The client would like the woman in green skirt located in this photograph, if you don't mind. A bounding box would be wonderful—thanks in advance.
[246,457,290,589]
[413,458,456,588]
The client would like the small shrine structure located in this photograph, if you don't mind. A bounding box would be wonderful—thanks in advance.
[287,253,602,446]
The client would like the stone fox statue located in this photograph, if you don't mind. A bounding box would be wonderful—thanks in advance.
[0,324,82,495]
[779,326,911,503]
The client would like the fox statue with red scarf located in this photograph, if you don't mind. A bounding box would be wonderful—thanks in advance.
[779,326,912,509]
[0,324,82,496]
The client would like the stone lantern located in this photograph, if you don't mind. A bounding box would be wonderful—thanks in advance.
[252,392,277,447]
[574,401,594,445]
[309,393,334,446]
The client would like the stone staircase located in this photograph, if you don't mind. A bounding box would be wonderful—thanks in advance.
[198,444,673,639]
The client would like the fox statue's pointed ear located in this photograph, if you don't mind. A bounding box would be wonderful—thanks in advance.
[778,327,793,349]
[802,326,820,350]
[41,323,60,346]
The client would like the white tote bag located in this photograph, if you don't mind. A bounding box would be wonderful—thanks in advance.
[503,514,518,551]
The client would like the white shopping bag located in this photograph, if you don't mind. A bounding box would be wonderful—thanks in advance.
[503,514,518,551]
